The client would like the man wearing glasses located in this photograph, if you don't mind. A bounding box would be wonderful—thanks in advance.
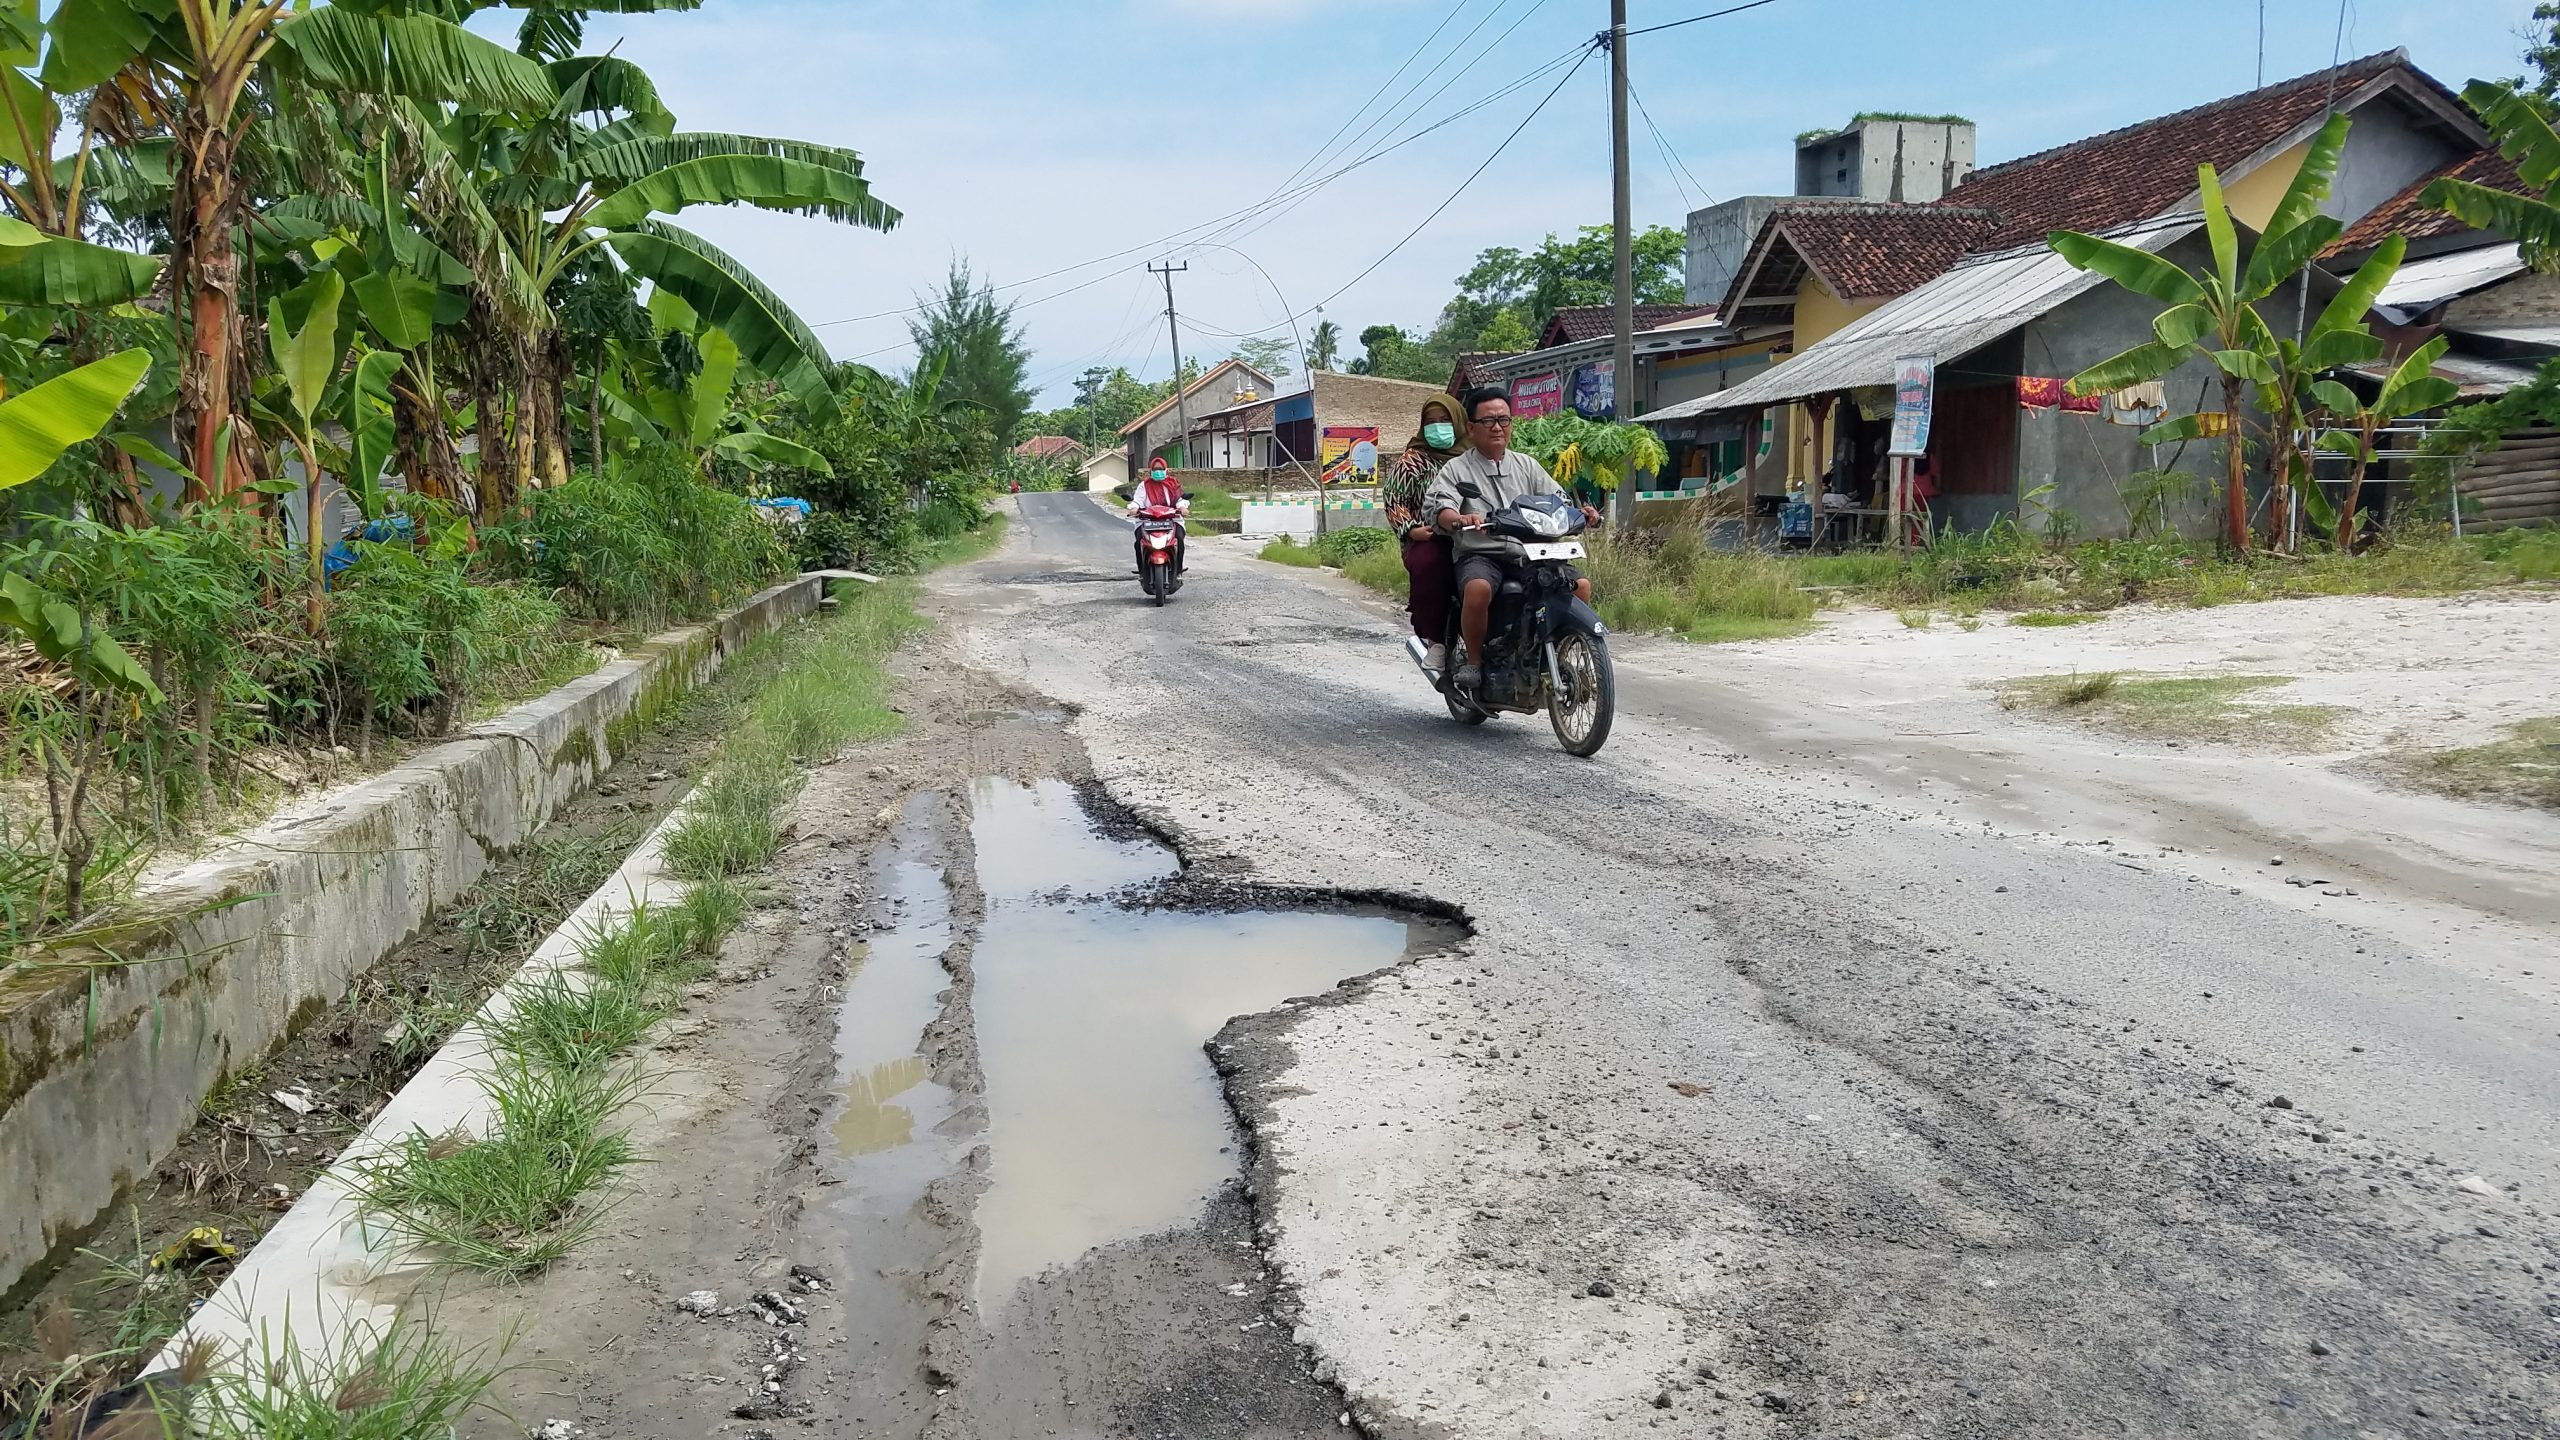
[1422,386,1602,694]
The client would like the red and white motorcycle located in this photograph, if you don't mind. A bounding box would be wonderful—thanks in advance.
[1134,504,1185,605]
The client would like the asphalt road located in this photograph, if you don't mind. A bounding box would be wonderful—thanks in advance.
[936,493,2557,1439]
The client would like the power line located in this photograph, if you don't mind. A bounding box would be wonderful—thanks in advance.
[804,36,1590,335]
[1626,0,1785,39]
[1264,0,1482,202]
[1627,72,1711,211]
[1205,40,1600,343]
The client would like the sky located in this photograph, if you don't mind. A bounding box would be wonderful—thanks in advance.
[568,0,2544,406]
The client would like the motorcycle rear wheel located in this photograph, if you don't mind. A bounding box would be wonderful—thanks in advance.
[1548,631,1615,757]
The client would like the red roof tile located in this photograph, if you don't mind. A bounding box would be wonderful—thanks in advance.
[1539,304,1715,348]
[1942,50,2460,249]
[1013,435,1087,460]
[2329,147,2525,255]
[1770,204,2001,300]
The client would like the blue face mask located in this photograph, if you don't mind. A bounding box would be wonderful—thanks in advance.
[1423,422,1457,450]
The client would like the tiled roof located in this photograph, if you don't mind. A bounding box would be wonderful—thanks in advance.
[2329,147,2526,255]
[1942,50,2459,249]
[1012,435,1087,459]
[1770,204,2001,300]
[1540,304,1715,347]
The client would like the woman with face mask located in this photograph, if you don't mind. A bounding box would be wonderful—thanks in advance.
[1381,393,1468,669]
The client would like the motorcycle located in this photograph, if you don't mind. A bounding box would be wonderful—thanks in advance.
[1404,489,1616,757]
[1134,504,1185,605]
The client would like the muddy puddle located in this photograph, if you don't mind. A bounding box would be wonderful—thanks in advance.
[962,777,1430,1308]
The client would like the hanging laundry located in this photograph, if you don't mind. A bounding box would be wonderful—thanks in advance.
[2060,389,2103,414]
[2015,376,2065,409]
[2106,380,2168,427]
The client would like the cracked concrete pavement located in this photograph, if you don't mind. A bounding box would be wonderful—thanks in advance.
[933,493,2557,1438]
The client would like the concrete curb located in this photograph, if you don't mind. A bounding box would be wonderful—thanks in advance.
[0,576,820,1300]
[147,799,696,1373]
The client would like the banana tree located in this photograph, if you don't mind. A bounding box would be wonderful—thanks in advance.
[2308,335,2460,551]
[2422,81,2560,264]
[604,290,829,480]
[50,0,556,497]
[267,269,347,632]
[2052,113,2355,551]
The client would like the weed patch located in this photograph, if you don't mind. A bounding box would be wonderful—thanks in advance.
[2011,611,2104,627]
[1586,531,1818,644]
[1998,672,2341,747]
[2389,717,2560,811]
[1259,536,1325,568]
[192,1314,501,1440]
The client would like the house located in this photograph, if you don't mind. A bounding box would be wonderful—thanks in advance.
[1013,435,1090,464]
[1464,307,1758,489]
[2321,149,2559,531]
[1644,50,2498,541]
[1082,448,1131,493]
[1271,372,1454,484]
[1118,358,1278,473]
[1448,350,1523,396]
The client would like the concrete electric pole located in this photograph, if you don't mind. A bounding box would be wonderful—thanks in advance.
[1607,0,1638,528]
[1149,261,1194,472]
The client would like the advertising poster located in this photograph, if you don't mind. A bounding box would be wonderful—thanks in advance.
[1320,425,1380,486]
[1510,372,1563,419]
[1570,361,1616,419]
[1890,353,1935,456]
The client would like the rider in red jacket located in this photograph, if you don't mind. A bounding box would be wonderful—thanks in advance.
[1128,458,1190,573]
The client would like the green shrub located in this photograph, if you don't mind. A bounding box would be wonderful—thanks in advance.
[1311,525,1393,566]
[516,446,789,627]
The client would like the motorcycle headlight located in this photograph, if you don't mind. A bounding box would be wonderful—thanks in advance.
[1534,508,1570,537]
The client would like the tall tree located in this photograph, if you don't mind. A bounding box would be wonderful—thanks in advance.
[2517,2,2560,102]
[907,259,1033,458]
[1227,335,1292,380]
[1307,319,1340,372]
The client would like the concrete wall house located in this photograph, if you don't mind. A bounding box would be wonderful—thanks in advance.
[1118,358,1277,473]
[1272,372,1452,484]
[1645,50,2500,543]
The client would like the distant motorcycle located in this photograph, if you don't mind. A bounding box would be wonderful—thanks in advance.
[1135,503,1184,605]
[1405,490,1615,757]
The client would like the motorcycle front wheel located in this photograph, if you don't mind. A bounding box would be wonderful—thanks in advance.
[1548,631,1615,757]
[1147,560,1172,605]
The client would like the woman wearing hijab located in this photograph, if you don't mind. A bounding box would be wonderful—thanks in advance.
[1380,392,1468,669]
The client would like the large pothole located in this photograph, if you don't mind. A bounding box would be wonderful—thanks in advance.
[824,774,1458,1436]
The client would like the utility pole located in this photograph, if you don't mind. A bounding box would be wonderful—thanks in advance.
[1607,0,1638,528]
[1149,261,1193,475]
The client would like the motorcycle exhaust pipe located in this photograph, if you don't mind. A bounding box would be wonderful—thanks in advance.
[1404,635,1441,681]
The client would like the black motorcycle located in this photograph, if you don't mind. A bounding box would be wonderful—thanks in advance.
[1404,490,1616,757]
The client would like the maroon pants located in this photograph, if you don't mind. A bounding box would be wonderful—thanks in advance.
[1402,533,1454,642]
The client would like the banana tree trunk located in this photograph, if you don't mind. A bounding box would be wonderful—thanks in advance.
[173,116,245,502]
[301,431,329,637]
[393,372,465,506]
[2221,376,2251,553]
[529,329,571,490]
[2338,416,2381,553]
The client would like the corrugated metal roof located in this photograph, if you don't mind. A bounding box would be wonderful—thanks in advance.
[2374,241,2524,319]
[1639,216,2200,423]
[2343,349,2539,398]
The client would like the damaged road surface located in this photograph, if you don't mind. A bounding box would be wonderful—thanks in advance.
[473,495,2553,1440]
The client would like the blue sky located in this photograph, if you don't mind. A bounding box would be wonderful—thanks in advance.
[572,0,2542,405]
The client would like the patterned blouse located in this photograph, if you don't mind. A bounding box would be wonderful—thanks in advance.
[1381,445,1455,532]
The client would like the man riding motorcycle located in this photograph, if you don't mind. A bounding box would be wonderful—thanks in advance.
[1129,458,1190,575]
[1421,386,1600,693]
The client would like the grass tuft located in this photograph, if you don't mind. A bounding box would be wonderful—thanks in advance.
[1258,536,1325,568]
[672,875,748,962]
[1998,671,2342,747]
[347,1058,642,1274]
[190,1314,501,1440]
[483,971,665,1080]
[2011,610,2104,627]
[1897,609,1933,630]
[2389,716,2560,811]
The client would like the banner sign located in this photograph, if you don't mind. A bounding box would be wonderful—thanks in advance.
[1320,425,1380,486]
[1510,372,1563,419]
[1889,353,1935,457]
[1570,360,1616,419]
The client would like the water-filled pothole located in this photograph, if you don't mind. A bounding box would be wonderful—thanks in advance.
[965,777,1439,1308]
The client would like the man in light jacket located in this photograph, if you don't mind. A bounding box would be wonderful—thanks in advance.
[1422,386,1600,692]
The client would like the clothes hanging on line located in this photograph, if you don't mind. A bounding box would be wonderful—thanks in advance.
[2106,380,2168,427]
[2015,376,2064,409]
